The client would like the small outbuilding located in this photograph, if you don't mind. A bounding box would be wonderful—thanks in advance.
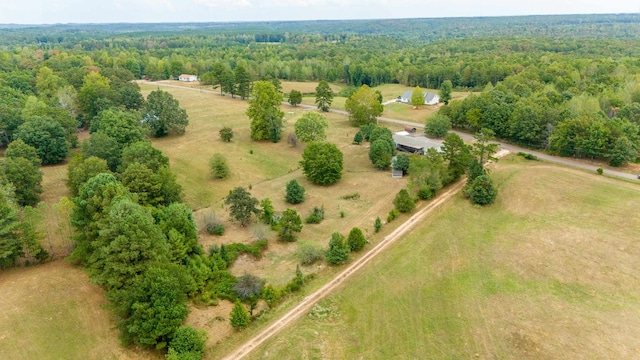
[178,74,198,82]
[393,131,443,154]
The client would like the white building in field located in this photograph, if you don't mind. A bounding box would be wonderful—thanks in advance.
[399,91,440,105]
[178,74,198,82]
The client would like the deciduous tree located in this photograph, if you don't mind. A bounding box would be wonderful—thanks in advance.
[2,157,43,206]
[294,112,329,143]
[439,80,453,105]
[288,89,302,106]
[424,114,452,138]
[411,86,425,107]
[300,142,343,185]
[144,89,189,137]
[315,80,333,112]
[247,81,284,142]
[225,187,260,226]
[345,85,383,127]
[278,209,302,243]
[14,117,68,165]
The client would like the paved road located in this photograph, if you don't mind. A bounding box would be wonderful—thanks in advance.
[140,81,639,182]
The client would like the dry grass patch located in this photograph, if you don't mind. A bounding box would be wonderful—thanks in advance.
[241,156,640,360]
[0,261,160,360]
[281,81,343,95]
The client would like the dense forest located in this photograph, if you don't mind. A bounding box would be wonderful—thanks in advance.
[1,14,639,357]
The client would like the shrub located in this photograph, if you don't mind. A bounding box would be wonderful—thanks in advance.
[341,192,360,200]
[250,222,270,241]
[305,206,325,224]
[230,300,249,330]
[517,151,538,160]
[206,223,225,236]
[262,285,280,308]
[278,209,302,242]
[374,217,382,233]
[325,232,350,265]
[353,131,363,144]
[285,179,305,204]
[167,326,207,360]
[199,210,224,235]
[340,210,345,218]
[296,241,324,266]
[596,167,604,175]
[387,209,399,223]
[219,127,233,142]
[417,187,434,200]
[347,227,366,252]
[424,114,452,138]
[467,175,498,206]
[393,189,415,213]
[209,153,229,179]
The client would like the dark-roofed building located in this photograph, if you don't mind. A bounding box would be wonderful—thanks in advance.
[393,131,444,154]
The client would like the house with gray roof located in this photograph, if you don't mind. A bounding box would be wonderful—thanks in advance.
[393,131,444,154]
[399,91,440,105]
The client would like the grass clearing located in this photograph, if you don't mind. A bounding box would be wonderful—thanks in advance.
[0,261,160,360]
[242,155,640,359]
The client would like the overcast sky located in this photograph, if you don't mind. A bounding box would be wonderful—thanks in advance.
[0,0,638,24]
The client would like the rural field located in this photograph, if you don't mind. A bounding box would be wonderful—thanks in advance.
[240,155,640,359]
[0,81,412,358]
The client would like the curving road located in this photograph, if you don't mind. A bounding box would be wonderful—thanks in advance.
[140,80,638,182]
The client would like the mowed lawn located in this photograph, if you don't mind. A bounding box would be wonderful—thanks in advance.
[242,156,640,359]
[0,261,161,360]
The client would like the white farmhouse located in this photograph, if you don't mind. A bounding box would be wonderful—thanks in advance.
[399,91,440,105]
[178,74,198,82]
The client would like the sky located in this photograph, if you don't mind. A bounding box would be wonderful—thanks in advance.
[0,0,638,24]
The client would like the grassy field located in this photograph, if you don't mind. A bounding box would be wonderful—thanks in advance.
[0,261,161,360]
[241,155,640,359]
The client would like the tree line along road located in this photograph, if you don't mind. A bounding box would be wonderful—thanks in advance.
[140,80,640,182]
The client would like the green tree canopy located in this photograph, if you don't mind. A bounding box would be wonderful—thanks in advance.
[88,198,169,291]
[411,86,425,107]
[67,155,110,196]
[315,80,333,112]
[442,133,472,182]
[300,142,343,185]
[288,89,302,107]
[234,64,252,100]
[209,153,230,179]
[78,71,113,121]
[144,89,189,137]
[167,326,207,360]
[120,141,169,173]
[90,108,145,147]
[424,114,452,138]
[369,139,393,170]
[113,263,188,349]
[0,188,22,269]
[225,187,260,226]
[345,85,383,127]
[393,188,415,213]
[285,179,305,204]
[278,209,302,243]
[2,157,43,206]
[5,139,41,168]
[325,232,350,265]
[294,112,329,143]
[230,299,250,330]
[82,131,121,171]
[439,80,453,105]
[14,117,68,165]
[248,81,284,142]
[347,227,366,252]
